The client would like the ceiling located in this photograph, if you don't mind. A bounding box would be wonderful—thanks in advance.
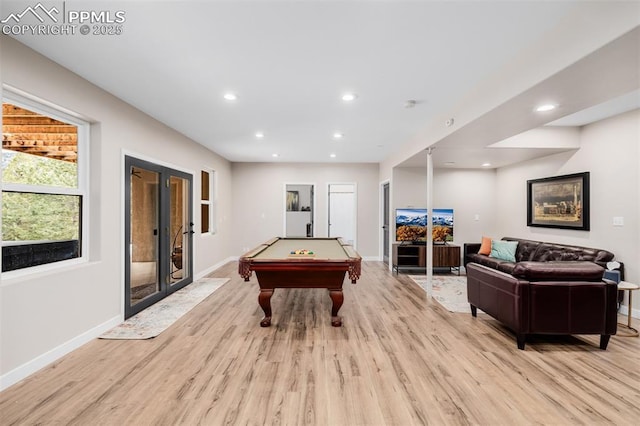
[3,1,639,168]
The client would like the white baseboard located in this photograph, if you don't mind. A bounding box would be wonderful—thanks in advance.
[619,304,640,320]
[195,256,237,280]
[0,256,385,392]
[1,256,236,392]
[0,315,121,392]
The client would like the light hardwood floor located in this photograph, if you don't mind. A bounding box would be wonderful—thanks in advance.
[1,261,639,425]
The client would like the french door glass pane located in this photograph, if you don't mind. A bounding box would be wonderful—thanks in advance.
[170,175,190,284]
[129,166,160,305]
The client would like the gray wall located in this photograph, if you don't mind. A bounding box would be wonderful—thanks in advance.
[2,30,638,389]
[392,167,497,246]
[0,36,234,385]
[391,109,639,284]
[495,109,639,283]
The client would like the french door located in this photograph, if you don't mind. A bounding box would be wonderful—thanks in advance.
[124,156,193,318]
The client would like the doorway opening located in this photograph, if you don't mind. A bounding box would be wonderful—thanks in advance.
[285,184,315,237]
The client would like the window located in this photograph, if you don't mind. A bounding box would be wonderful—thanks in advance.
[200,169,216,234]
[1,95,89,273]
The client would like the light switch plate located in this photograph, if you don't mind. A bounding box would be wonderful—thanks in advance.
[613,217,624,226]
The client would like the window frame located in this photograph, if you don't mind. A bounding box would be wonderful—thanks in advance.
[1,89,90,276]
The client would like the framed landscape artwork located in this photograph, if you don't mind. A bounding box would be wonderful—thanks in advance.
[527,172,590,231]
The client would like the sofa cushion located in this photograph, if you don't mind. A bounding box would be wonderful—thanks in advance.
[512,239,541,262]
[531,243,614,265]
[467,253,517,274]
[532,243,579,262]
[478,236,492,255]
[490,240,518,262]
[496,261,517,275]
[512,261,604,281]
[502,237,615,267]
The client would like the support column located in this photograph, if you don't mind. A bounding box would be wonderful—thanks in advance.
[425,147,434,297]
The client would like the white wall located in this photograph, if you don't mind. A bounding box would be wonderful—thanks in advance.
[0,36,233,387]
[392,111,639,283]
[495,109,639,282]
[2,30,637,389]
[392,167,498,246]
[231,162,379,257]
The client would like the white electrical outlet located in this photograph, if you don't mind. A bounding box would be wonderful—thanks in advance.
[474,214,480,221]
[613,217,624,226]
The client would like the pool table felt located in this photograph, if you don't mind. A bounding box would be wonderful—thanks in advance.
[253,238,352,260]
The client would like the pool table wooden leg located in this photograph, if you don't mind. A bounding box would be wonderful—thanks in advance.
[258,289,273,327]
[329,289,344,327]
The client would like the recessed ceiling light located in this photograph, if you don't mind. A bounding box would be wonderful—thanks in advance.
[255,132,264,139]
[341,93,357,102]
[272,153,279,158]
[330,153,337,158]
[223,93,237,101]
[535,103,556,112]
[332,132,343,139]
[482,162,491,167]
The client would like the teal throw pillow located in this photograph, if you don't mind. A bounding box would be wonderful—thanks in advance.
[490,240,518,262]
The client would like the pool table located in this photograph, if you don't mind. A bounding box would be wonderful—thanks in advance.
[238,237,362,327]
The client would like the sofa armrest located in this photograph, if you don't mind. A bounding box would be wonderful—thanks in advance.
[466,263,530,333]
[463,243,481,267]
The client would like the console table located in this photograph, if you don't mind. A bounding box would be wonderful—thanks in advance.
[392,243,460,274]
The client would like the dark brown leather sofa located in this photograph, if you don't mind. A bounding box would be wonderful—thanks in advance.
[464,237,619,350]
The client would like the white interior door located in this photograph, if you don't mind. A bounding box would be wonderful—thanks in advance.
[328,183,356,246]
